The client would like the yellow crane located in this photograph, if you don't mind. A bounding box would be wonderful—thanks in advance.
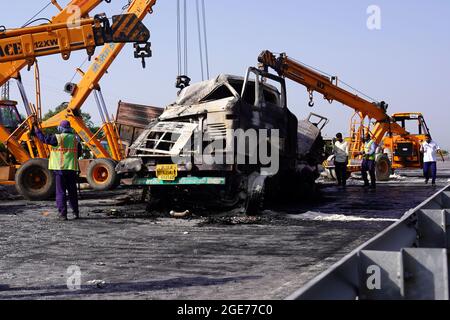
[0,0,156,200]
[33,0,156,194]
[258,50,430,180]
[0,1,113,168]
[0,0,108,88]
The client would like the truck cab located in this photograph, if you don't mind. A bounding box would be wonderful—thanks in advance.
[0,100,21,132]
[117,68,326,214]
[383,113,429,170]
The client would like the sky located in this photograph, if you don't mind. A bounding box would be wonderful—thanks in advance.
[2,0,450,149]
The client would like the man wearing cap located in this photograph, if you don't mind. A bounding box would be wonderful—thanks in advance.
[359,133,377,189]
[35,120,82,221]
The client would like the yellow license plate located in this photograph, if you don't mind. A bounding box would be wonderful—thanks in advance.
[156,164,178,181]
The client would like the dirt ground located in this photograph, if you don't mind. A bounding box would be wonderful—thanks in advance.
[0,160,449,300]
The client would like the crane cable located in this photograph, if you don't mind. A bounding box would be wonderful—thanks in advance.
[22,1,52,27]
[176,0,189,76]
[0,1,52,30]
[176,0,190,89]
[176,0,182,76]
[176,0,210,88]
[201,0,210,80]
[195,0,210,81]
[184,0,188,76]
[195,0,205,81]
[289,56,380,103]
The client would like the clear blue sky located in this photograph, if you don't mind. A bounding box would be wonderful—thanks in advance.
[3,0,450,149]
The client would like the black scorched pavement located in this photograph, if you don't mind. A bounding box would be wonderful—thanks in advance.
[0,162,449,300]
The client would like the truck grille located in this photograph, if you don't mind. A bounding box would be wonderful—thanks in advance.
[207,123,227,140]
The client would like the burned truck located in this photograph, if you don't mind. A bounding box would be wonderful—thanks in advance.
[116,67,327,214]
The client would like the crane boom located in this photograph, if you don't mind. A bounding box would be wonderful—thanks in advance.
[41,0,157,159]
[51,0,106,22]
[0,1,151,165]
[0,14,150,64]
[0,0,107,87]
[257,50,409,140]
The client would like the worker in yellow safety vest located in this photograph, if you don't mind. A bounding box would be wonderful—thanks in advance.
[35,120,82,221]
[359,133,377,189]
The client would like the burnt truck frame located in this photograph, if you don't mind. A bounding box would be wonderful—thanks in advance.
[117,67,326,214]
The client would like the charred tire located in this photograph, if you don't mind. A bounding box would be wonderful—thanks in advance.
[244,175,266,216]
[86,159,121,191]
[376,155,391,182]
[15,158,55,201]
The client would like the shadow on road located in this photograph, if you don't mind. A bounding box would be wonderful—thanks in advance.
[0,275,262,299]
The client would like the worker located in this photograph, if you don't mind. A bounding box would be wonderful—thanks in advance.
[34,121,82,221]
[421,134,444,186]
[333,133,349,188]
[360,133,377,189]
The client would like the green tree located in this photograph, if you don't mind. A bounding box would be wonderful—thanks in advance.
[42,103,104,159]
[42,102,100,134]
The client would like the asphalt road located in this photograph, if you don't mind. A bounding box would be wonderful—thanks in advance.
[0,161,448,300]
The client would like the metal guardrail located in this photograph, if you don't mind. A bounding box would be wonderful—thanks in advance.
[287,185,450,300]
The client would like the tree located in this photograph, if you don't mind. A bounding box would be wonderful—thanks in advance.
[42,103,104,159]
[42,102,100,135]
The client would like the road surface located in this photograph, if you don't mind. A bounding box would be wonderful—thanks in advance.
[0,161,448,300]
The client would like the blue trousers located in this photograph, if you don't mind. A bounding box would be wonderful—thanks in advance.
[423,162,437,184]
[54,171,79,217]
[362,159,376,187]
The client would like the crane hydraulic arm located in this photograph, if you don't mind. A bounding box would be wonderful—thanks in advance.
[257,51,409,144]
[50,0,107,21]
[41,0,156,160]
[0,2,151,166]
[0,13,149,67]
[0,0,107,87]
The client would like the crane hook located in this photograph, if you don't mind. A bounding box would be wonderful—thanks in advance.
[134,43,152,69]
[308,90,315,108]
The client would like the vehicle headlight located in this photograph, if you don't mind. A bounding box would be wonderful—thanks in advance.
[116,158,143,174]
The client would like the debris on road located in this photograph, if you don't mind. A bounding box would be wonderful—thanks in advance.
[170,210,191,219]
[199,215,271,226]
[87,280,107,289]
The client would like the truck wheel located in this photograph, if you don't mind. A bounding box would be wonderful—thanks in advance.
[86,159,121,191]
[15,159,55,201]
[244,174,266,216]
[376,155,391,182]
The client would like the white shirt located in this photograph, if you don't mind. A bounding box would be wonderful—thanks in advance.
[334,140,349,163]
[421,141,441,163]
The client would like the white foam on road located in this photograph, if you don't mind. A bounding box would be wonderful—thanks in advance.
[389,174,407,180]
[289,211,399,223]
